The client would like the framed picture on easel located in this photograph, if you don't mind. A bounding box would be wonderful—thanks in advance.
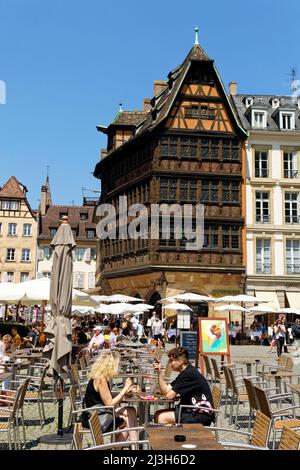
[197,317,230,372]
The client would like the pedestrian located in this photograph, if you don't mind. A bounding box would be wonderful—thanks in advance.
[274,320,286,357]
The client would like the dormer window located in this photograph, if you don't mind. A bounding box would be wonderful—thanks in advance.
[271,98,280,109]
[252,110,267,129]
[245,97,253,108]
[280,112,295,130]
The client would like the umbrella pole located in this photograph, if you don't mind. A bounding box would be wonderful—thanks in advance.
[57,377,64,436]
[39,374,72,445]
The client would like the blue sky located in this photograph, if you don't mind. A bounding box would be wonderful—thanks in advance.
[0,0,299,208]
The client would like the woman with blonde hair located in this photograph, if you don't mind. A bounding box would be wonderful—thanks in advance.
[82,351,138,442]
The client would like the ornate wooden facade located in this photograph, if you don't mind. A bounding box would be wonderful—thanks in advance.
[94,42,248,303]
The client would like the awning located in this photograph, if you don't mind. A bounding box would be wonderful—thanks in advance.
[286,292,300,309]
[254,291,280,309]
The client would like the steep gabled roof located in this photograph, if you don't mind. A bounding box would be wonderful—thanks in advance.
[0,176,27,198]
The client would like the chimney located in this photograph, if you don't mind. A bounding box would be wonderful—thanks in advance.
[153,80,168,97]
[143,98,152,111]
[229,82,237,96]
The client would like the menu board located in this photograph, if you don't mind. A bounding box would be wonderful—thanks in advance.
[179,331,198,361]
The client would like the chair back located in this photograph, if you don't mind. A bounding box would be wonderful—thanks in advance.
[89,411,104,446]
[250,411,271,447]
[278,425,300,450]
[69,384,81,413]
[79,356,86,371]
[243,378,258,411]
[210,358,222,381]
[222,366,232,392]
[70,364,80,385]
[18,377,31,411]
[203,355,213,378]
[285,357,294,371]
[211,385,222,410]
[253,386,272,419]
[73,423,83,450]
[278,355,287,368]
[227,367,239,395]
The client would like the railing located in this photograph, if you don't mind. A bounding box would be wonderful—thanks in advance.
[255,169,269,178]
[284,169,298,179]
[256,214,270,223]
[287,264,300,274]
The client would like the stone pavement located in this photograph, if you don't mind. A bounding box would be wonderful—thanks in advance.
[0,343,299,450]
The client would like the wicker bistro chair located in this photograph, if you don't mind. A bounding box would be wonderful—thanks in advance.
[73,422,150,450]
[225,366,250,428]
[0,379,30,450]
[278,425,300,450]
[88,410,148,450]
[208,410,272,450]
[254,385,300,448]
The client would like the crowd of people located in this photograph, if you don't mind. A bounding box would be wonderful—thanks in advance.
[0,324,46,361]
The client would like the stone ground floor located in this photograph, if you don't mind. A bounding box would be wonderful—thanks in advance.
[0,343,299,451]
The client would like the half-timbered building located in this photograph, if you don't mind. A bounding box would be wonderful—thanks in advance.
[94,36,248,313]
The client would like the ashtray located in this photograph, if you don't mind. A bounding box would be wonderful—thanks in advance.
[174,434,186,442]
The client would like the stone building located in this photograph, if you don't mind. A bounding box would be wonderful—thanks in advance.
[232,90,300,317]
[0,176,38,283]
[37,178,98,291]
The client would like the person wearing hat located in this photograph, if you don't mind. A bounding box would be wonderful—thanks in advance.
[88,326,104,350]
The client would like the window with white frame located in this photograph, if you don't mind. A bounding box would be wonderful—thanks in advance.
[1,200,10,210]
[6,248,16,261]
[8,223,17,236]
[256,239,271,274]
[21,248,30,261]
[88,272,95,289]
[43,247,53,259]
[280,112,295,130]
[10,200,19,210]
[286,240,300,274]
[74,248,85,261]
[6,272,14,282]
[284,152,298,178]
[256,191,270,223]
[20,272,29,282]
[73,272,85,289]
[285,192,299,223]
[23,224,32,236]
[255,151,268,177]
[252,110,267,129]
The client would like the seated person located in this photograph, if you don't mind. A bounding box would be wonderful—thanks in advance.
[153,347,214,426]
[82,352,138,443]
[88,326,104,350]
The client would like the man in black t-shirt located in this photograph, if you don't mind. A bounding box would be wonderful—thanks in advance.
[153,347,214,425]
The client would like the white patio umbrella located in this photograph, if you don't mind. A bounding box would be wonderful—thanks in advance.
[174,293,215,302]
[71,306,95,316]
[276,308,300,316]
[90,295,111,303]
[0,282,25,303]
[214,304,250,324]
[99,302,143,315]
[106,294,145,303]
[214,304,249,313]
[133,303,154,311]
[162,302,193,318]
[248,304,278,314]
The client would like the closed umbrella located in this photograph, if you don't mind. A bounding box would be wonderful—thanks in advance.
[40,216,75,445]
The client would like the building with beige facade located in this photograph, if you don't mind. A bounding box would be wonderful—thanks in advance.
[37,178,98,291]
[0,176,38,283]
[232,91,300,316]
